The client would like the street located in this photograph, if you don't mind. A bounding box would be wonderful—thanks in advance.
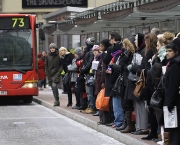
[0,100,125,145]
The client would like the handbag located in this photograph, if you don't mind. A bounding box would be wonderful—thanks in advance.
[96,88,110,111]
[133,69,146,98]
[62,72,71,85]
[111,74,124,96]
[128,72,139,82]
[150,76,164,109]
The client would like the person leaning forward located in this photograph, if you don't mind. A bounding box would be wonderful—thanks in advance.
[45,43,63,106]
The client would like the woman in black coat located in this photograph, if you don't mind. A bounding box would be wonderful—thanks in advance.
[96,39,111,125]
[59,47,74,107]
[164,38,180,145]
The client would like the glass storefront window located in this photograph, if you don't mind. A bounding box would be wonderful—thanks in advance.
[150,23,159,30]
[100,32,109,41]
[161,21,169,32]
[169,21,175,33]
[80,34,87,47]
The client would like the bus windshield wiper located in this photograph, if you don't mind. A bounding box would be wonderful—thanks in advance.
[0,65,26,74]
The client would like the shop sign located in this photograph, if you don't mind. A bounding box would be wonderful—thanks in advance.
[137,0,180,13]
[22,0,88,8]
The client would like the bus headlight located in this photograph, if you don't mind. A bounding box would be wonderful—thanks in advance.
[21,82,38,88]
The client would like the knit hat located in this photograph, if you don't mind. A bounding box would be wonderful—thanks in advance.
[49,43,57,49]
[92,45,100,51]
[166,38,180,53]
[74,47,83,57]
[38,53,43,58]
[86,37,95,46]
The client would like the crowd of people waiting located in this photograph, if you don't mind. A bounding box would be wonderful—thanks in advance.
[40,28,180,145]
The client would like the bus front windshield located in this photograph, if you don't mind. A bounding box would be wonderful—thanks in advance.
[0,29,33,71]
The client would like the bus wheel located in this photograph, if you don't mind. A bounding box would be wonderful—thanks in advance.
[23,96,33,104]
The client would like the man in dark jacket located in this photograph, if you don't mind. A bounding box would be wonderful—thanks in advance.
[45,43,63,106]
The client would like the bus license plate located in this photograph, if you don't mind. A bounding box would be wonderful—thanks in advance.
[0,91,7,95]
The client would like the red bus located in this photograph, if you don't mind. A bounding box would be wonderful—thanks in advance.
[0,14,38,103]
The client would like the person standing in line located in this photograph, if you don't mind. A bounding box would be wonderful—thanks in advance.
[42,51,47,88]
[80,37,96,114]
[38,53,46,90]
[45,43,63,106]
[164,38,180,145]
[59,47,74,107]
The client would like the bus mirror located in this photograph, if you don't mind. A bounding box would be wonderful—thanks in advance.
[36,24,39,28]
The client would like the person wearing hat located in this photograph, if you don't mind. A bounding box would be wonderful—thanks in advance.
[163,38,180,145]
[45,43,63,106]
[38,53,46,90]
[80,37,96,114]
[69,47,83,109]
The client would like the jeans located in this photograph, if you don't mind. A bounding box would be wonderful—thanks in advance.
[51,82,59,100]
[86,85,96,110]
[112,96,125,126]
[38,80,44,88]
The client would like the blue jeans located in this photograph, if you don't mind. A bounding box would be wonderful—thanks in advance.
[51,82,59,100]
[112,96,124,126]
[86,85,96,110]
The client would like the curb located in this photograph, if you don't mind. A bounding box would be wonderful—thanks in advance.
[33,97,148,145]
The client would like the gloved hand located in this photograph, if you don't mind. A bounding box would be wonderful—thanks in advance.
[168,106,174,113]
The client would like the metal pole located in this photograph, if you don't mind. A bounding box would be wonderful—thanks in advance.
[94,0,96,8]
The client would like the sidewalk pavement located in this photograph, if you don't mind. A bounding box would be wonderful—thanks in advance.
[33,87,158,145]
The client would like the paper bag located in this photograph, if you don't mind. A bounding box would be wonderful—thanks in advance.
[163,106,178,128]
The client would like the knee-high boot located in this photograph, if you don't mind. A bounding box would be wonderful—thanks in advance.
[120,111,136,133]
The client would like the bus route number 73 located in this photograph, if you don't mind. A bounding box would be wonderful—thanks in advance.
[12,18,24,27]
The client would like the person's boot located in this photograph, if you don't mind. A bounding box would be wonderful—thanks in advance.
[53,99,60,106]
[116,121,127,131]
[141,109,158,140]
[120,111,136,133]
[164,132,170,145]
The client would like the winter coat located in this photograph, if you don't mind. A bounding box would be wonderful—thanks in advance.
[103,42,123,96]
[80,47,94,76]
[45,51,63,86]
[38,59,46,80]
[95,52,107,95]
[60,53,74,73]
[164,55,180,127]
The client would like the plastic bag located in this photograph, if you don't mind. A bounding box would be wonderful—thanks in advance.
[96,88,110,111]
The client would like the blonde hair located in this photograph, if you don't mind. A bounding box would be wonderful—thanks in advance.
[59,47,70,58]
[123,38,135,54]
[158,32,174,45]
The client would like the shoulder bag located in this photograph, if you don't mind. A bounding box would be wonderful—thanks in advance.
[133,69,146,98]
[150,75,164,109]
